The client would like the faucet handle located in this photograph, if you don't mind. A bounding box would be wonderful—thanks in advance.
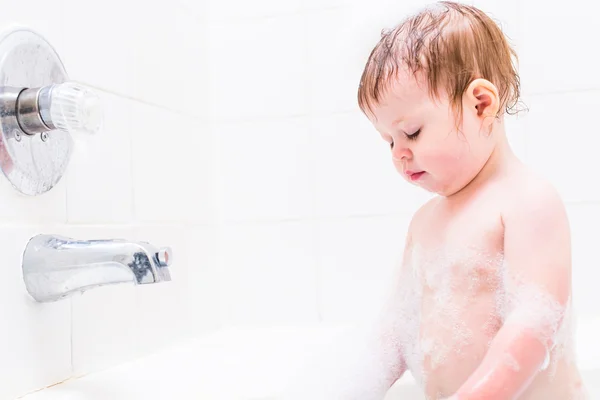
[156,247,173,267]
[45,81,103,136]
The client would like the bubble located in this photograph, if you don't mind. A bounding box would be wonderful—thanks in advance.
[503,352,522,372]
[285,242,579,399]
[571,378,591,400]
[282,252,420,399]
[494,259,576,378]
[497,265,569,348]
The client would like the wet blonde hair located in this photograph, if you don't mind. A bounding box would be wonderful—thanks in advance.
[357,1,523,123]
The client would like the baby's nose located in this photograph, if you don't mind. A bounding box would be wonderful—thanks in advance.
[392,146,411,162]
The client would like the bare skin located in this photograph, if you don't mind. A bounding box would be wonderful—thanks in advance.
[398,161,585,399]
[367,68,586,399]
[284,67,586,400]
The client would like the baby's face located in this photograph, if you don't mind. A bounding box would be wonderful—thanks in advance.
[367,70,496,197]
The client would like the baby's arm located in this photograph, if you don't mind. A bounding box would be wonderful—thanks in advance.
[452,183,571,400]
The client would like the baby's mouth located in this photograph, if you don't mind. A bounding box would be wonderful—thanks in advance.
[407,171,426,181]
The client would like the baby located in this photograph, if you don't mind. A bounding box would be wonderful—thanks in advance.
[285,1,587,400]
[354,1,586,399]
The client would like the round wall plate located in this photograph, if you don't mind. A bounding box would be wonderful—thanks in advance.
[0,28,72,195]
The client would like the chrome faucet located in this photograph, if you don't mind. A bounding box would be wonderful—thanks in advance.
[22,234,173,302]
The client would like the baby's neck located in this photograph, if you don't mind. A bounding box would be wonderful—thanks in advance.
[484,123,517,172]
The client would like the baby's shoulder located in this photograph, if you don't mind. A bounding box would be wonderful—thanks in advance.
[501,165,566,221]
[406,196,441,236]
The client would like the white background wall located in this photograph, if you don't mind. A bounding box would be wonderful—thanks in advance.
[0,2,218,399]
[0,0,598,398]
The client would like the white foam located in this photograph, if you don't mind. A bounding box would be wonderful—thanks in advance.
[504,352,522,372]
[497,261,573,374]
[403,244,506,386]
[286,242,576,399]
[282,262,418,399]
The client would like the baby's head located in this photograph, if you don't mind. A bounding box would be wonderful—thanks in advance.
[358,1,522,196]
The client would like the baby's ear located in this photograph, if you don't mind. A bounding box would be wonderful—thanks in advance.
[464,78,500,122]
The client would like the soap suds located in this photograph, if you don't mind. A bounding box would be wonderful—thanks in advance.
[503,352,521,372]
[284,242,576,399]
[496,261,572,375]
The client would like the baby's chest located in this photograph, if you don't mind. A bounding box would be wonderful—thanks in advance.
[411,206,505,293]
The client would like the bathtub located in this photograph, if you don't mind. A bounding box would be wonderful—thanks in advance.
[20,317,600,399]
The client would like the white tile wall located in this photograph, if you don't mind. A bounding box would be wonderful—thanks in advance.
[567,204,600,319]
[205,0,303,20]
[349,0,429,37]
[0,173,67,224]
[60,2,208,118]
[306,6,364,115]
[71,284,139,377]
[128,5,209,118]
[186,225,222,335]
[504,110,529,163]
[525,91,600,203]
[316,214,410,324]
[68,223,219,378]
[0,2,64,51]
[218,220,319,326]
[206,15,308,121]
[59,0,137,102]
[471,0,520,46]
[131,102,215,224]
[518,1,600,96]
[66,91,133,224]
[301,0,346,11]
[214,117,314,222]
[205,0,600,349]
[3,0,600,397]
[0,0,217,398]
[67,225,137,377]
[0,226,71,400]
[132,224,193,354]
[312,112,430,218]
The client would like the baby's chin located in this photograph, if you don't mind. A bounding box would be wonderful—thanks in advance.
[413,176,463,197]
[401,171,460,196]
[404,173,439,194]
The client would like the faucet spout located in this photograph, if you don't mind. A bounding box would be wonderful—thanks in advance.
[22,234,173,302]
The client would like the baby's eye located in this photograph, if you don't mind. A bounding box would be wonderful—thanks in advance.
[406,129,421,141]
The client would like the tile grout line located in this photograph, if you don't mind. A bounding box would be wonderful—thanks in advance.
[70,297,74,376]
[522,86,600,98]
[70,80,194,119]
[182,4,347,24]
[218,213,404,226]
[565,200,600,207]
[0,214,414,229]
[74,80,362,123]
[313,218,324,323]
[302,6,323,323]
[128,102,137,225]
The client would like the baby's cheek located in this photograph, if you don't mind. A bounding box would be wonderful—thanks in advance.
[429,151,468,177]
